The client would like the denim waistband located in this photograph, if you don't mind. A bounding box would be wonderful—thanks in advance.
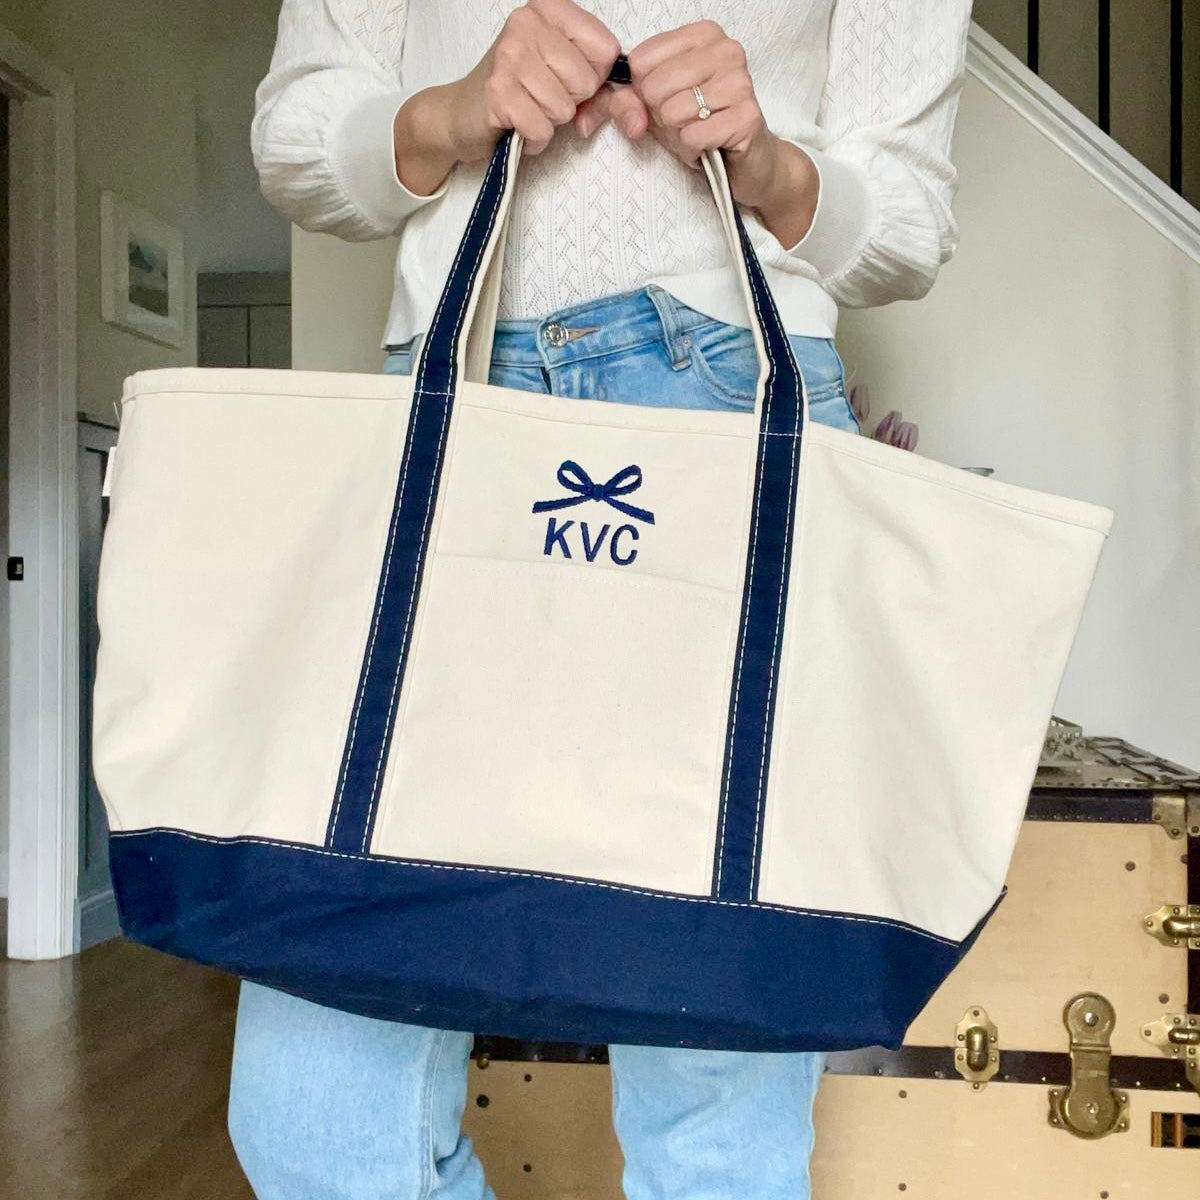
[487,285,721,370]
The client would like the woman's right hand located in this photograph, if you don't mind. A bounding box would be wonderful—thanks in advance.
[394,0,621,195]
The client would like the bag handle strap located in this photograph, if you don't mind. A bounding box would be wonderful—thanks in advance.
[411,67,808,437]
[330,64,811,891]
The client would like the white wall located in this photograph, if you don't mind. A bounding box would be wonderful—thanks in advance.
[835,72,1200,769]
[292,230,399,372]
[0,0,201,422]
[290,47,1200,772]
[187,0,291,274]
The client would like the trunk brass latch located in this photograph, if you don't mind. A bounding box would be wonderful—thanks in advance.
[1143,904,1200,949]
[1048,994,1130,1138]
[954,1006,999,1089]
[1142,1013,1200,1095]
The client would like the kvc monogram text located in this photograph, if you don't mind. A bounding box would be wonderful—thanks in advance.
[542,519,639,566]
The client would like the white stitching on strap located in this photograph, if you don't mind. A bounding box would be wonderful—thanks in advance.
[715,219,781,895]
[745,242,806,893]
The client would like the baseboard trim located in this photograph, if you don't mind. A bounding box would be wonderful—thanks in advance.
[966,22,1200,264]
[78,887,121,951]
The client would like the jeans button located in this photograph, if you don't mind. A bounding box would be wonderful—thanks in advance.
[544,322,568,348]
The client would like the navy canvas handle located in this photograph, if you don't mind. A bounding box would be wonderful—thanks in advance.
[412,131,806,431]
[332,124,811,906]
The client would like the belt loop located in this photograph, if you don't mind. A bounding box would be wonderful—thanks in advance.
[647,286,691,370]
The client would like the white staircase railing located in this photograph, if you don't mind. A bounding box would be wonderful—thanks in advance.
[967,23,1200,265]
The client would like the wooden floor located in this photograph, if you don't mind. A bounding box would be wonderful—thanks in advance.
[0,934,253,1200]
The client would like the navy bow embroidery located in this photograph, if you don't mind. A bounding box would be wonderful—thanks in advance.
[531,461,655,525]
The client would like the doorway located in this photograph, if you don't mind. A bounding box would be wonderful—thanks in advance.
[2,27,79,961]
[1,92,9,946]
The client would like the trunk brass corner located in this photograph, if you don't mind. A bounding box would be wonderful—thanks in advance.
[1152,792,1200,840]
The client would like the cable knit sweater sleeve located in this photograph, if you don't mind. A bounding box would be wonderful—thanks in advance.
[780,0,973,307]
[251,0,445,241]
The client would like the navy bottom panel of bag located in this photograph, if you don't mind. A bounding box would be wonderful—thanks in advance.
[109,830,1004,1053]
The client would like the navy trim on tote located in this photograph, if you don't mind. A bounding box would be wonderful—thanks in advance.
[711,208,808,902]
[325,136,516,855]
[110,829,1006,1052]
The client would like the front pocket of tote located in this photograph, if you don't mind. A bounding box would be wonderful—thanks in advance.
[371,556,738,897]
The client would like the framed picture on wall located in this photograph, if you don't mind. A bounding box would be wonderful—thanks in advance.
[100,190,185,348]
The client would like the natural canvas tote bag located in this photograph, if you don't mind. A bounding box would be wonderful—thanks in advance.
[93,132,1114,1052]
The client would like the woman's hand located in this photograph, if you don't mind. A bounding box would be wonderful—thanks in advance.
[393,0,620,195]
[582,21,820,248]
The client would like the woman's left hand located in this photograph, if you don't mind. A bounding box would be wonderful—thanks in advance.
[613,21,765,163]
[576,21,819,246]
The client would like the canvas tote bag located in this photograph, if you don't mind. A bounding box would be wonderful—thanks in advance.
[93,132,1114,1052]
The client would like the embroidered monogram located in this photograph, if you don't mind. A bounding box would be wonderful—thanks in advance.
[533,460,652,568]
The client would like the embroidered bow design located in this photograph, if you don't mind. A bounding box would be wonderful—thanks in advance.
[531,461,655,525]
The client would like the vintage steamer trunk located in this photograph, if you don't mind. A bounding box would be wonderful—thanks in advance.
[458,732,1200,1197]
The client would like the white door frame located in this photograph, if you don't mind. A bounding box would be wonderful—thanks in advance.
[3,27,79,959]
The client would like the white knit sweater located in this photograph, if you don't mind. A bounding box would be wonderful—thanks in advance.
[253,0,973,346]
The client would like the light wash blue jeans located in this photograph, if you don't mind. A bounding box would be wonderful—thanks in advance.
[228,285,860,1200]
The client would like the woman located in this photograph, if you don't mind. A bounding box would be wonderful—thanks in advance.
[237,1,972,1197]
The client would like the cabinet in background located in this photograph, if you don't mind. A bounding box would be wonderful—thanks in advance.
[198,271,290,369]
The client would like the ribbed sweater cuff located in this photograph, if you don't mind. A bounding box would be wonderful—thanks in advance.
[779,141,878,280]
[327,90,448,233]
